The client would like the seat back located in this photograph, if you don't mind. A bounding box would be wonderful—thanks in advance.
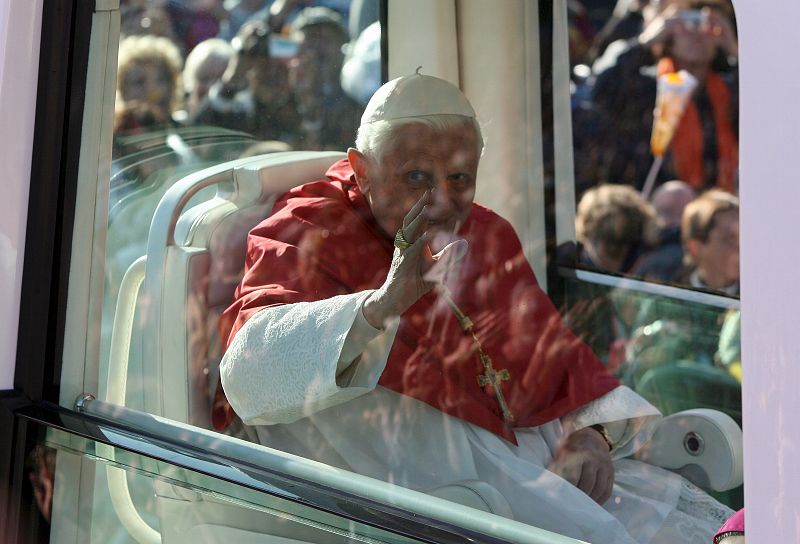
[130,151,346,427]
[636,361,742,425]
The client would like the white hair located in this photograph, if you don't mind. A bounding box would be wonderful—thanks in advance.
[183,38,235,94]
[355,114,484,161]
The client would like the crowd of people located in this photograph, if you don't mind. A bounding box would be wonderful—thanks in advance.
[113,0,378,156]
[567,0,739,283]
[112,0,741,296]
[571,0,738,193]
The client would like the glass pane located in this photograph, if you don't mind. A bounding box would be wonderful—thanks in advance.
[558,275,741,416]
[557,0,743,510]
[558,0,745,530]
[104,0,380,385]
[37,424,427,544]
[65,1,742,543]
[568,0,740,292]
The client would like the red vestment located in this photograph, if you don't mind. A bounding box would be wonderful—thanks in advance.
[216,159,619,443]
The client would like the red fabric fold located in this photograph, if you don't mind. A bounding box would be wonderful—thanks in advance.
[215,159,619,444]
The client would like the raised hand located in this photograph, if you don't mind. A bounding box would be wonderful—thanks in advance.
[363,189,467,329]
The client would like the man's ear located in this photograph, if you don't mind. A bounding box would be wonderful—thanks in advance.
[347,147,370,195]
[685,238,702,261]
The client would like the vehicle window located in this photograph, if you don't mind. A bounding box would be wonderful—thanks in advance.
[556,0,742,510]
[50,1,743,543]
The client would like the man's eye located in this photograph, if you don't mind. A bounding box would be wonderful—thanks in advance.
[449,174,473,191]
[406,171,431,186]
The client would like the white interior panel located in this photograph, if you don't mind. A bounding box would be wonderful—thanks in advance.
[387,0,459,83]
[459,0,547,287]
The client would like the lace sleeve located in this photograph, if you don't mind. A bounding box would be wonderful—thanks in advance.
[220,291,397,426]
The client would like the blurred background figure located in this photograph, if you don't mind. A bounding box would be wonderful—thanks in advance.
[340,20,380,106]
[266,0,351,33]
[166,0,228,52]
[191,19,301,143]
[558,184,661,365]
[633,179,695,281]
[114,34,184,134]
[680,188,739,294]
[180,38,235,119]
[587,0,738,193]
[120,1,179,44]
[588,0,651,62]
[26,446,56,525]
[576,184,661,273]
[339,0,380,105]
[220,0,270,41]
[288,6,362,149]
[717,309,741,381]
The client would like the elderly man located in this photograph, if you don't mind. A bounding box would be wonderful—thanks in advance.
[216,73,732,543]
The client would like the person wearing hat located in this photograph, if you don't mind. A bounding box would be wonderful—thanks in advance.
[287,6,362,150]
[216,72,733,543]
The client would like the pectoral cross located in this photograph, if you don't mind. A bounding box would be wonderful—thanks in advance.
[438,286,515,422]
[475,342,514,422]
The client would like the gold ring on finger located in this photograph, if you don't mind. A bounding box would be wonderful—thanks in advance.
[394,228,412,250]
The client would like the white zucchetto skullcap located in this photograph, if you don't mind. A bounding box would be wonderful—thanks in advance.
[360,68,476,125]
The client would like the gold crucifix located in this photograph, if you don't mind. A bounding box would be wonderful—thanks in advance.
[474,339,514,421]
[438,286,515,422]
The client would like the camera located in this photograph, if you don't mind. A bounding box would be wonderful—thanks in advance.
[680,9,708,31]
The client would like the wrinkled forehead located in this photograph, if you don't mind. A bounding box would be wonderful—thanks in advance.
[381,122,480,166]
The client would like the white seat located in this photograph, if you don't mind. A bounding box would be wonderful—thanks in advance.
[107,151,350,544]
[636,408,743,492]
[138,151,347,427]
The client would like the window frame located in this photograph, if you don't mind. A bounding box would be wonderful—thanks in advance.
[1,0,767,542]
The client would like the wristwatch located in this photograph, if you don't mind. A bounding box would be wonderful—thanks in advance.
[589,424,614,451]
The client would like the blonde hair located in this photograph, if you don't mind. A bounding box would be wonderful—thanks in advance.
[117,35,184,112]
[576,184,661,249]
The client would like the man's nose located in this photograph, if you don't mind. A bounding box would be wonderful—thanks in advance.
[428,181,455,218]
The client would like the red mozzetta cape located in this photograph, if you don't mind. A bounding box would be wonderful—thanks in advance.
[216,159,619,444]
